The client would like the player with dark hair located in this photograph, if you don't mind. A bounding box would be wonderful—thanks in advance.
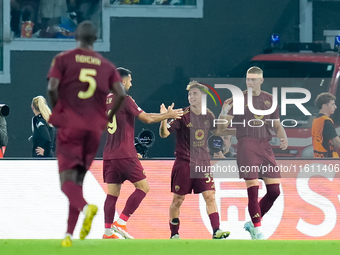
[47,20,126,247]
[103,67,183,239]
[159,81,233,239]
[312,92,340,158]
[219,66,288,239]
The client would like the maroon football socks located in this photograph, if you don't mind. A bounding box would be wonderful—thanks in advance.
[208,212,220,231]
[66,204,80,235]
[61,181,87,211]
[247,185,262,226]
[259,183,280,217]
[120,189,146,222]
[104,194,118,228]
[170,218,180,236]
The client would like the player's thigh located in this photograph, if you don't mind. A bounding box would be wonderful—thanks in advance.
[192,160,216,194]
[260,141,281,179]
[83,129,102,170]
[171,160,192,195]
[107,183,122,197]
[57,128,84,172]
[127,158,147,184]
[245,178,260,188]
[103,159,124,184]
[237,138,263,179]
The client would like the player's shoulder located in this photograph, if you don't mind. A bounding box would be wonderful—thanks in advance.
[127,95,136,102]
[183,106,190,115]
[261,90,273,97]
[206,108,216,118]
[55,49,76,59]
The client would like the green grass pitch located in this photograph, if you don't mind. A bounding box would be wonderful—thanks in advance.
[1,240,340,255]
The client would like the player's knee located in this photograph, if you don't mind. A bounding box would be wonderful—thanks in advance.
[141,185,150,194]
[204,194,215,204]
[173,195,185,207]
[267,185,280,200]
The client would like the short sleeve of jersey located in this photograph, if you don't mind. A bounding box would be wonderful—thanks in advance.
[125,96,143,117]
[168,118,181,133]
[47,54,63,80]
[323,120,338,140]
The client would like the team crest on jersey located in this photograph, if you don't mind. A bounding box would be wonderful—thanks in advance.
[195,129,204,140]
[175,185,180,191]
[264,100,271,107]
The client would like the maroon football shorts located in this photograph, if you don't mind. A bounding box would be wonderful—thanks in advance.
[56,128,102,172]
[171,159,215,195]
[103,157,146,184]
[236,137,281,179]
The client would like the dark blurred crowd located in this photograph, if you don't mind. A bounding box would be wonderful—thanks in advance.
[10,0,101,38]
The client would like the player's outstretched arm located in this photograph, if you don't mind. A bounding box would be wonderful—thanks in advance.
[274,120,288,150]
[108,81,126,121]
[159,103,170,138]
[47,78,60,108]
[137,103,183,124]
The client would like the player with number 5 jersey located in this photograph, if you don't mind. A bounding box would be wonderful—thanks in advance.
[47,21,126,247]
[102,67,183,240]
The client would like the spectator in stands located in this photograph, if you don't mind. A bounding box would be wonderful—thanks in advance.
[10,0,40,38]
[39,0,68,38]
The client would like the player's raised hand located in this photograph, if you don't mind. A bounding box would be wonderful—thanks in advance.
[160,103,167,114]
[279,138,288,150]
[167,103,183,119]
[167,102,175,111]
[220,98,232,117]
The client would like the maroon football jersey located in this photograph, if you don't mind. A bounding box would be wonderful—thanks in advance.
[47,48,121,131]
[103,94,143,159]
[168,106,216,162]
[227,90,279,140]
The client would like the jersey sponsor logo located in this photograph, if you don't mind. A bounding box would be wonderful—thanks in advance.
[195,129,204,140]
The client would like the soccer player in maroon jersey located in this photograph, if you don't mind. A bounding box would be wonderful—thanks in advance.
[47,21,126,247]
[219,66,288,239]
[159,81,233,239]
[102,67,183,239]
